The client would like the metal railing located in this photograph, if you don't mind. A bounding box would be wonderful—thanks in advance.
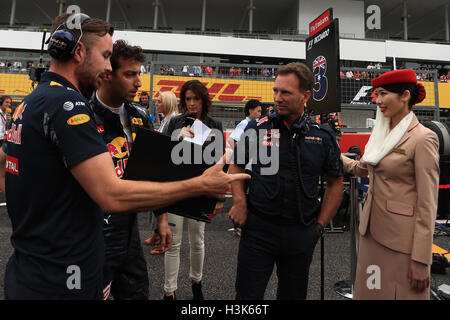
[0,61,442,129]
[339,67,440,126]
[147,63,441,129]
[334,173,363,299]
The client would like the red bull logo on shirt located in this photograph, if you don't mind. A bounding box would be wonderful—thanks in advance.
[256,116,269,126]
[107,137,130,178]
[6,123,22,145]
[107,136,129,160]
[13,102,26,122]
[305,136,323,144]
[131,118,144,126]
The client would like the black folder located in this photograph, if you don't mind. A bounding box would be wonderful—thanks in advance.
[123,127,218,222]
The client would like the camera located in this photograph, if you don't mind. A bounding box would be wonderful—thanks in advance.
[29,66,46,83]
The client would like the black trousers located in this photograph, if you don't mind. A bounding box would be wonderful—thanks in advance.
[235,212,319,300]
[103,214,149,300]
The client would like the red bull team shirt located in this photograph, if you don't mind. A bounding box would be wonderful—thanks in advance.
[4,71,108,296]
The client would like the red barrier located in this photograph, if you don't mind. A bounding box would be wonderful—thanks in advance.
[225,130,371,155]
[338,133,370,155]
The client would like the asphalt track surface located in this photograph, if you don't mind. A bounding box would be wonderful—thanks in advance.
[0,193,448,301]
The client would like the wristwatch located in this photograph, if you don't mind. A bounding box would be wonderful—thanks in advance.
[315,222,326,238]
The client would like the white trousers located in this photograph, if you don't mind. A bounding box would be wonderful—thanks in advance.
[164,213,205,293]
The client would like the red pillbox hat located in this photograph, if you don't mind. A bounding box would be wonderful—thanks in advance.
[372,69,426,104]
[372,69,417,88]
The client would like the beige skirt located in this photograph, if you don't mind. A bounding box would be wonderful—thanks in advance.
[354,231,430,300]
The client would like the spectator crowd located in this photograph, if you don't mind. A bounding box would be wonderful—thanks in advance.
[0,59,47,73]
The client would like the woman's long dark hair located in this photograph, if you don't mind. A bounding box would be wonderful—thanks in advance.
[179,80,211,119]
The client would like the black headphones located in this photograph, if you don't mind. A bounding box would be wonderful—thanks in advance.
[47,13,91,61]
[268,107,310,135]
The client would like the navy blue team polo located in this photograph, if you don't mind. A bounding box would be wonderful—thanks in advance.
[234,114,343,224]
[4,72,108,296]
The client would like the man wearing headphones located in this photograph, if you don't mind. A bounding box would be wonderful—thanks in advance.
[0,13,248,299]
[228,62,344,300]
[90,40,159,300]
[0,96,12,146]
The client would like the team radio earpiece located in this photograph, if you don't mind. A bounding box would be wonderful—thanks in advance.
[46,13,91,61]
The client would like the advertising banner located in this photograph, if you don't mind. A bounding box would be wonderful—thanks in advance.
[149,75,274,103]
[341,78,436,107]
[309,8,333,37]
[0,74,441,107]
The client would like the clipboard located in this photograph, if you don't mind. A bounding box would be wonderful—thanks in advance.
[123,127,218,222]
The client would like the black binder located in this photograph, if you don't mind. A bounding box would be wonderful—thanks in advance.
[123,127,218,222]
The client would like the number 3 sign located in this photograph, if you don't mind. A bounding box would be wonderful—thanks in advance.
[305,15,341,114]
[313,55,328,102]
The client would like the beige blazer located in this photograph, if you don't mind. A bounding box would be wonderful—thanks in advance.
[343,115,439,265]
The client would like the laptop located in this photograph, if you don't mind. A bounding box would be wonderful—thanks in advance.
[123,127,220,222]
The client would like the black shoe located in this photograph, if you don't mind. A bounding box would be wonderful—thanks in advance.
[192,282,204,300]
[163,292,176,300]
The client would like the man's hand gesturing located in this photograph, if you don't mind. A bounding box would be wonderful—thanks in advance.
[198,151,250,199]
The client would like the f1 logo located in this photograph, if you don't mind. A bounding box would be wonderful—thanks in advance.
[353,86,373,102]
